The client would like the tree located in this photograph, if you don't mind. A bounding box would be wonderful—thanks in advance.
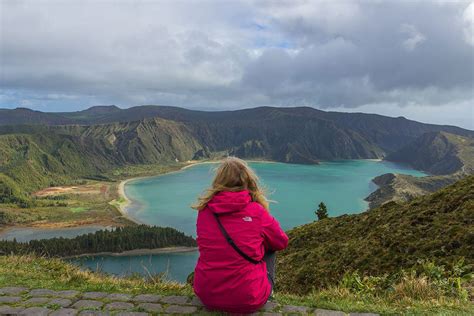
[0,225,197,257]
[316,202,328,220]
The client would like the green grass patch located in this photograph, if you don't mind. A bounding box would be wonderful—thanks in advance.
[106,162,183,179]
[0,255,472,315]
[0,255,190,296]
[70,207,87,213]
[0,162,187,227]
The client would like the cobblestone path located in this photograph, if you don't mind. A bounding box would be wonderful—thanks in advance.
[0,287,379,315]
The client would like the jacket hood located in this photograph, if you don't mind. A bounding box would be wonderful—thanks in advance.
[207,190,252,214]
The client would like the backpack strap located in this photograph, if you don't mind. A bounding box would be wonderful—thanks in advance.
[213,213,262,265]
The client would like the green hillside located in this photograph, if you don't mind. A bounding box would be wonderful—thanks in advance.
[0,118,204,202]
[0,132,104,203]
[277,175,474,295]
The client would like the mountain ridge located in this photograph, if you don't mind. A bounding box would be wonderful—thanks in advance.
[1,105,472,205]
[2,106,473,162]
[1,105,472,134]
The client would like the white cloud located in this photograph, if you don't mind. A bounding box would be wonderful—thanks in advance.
[462,2,474,45]
[400,24,426,51]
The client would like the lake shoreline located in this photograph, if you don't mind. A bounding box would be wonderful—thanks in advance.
[115,158,390,225]
[64,246,198,259]
[114,160,218,224]
[115,158,279,224]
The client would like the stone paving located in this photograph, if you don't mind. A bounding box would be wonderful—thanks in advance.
[0,287,379,315]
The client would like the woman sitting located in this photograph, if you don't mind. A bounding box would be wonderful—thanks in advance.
[192,157,289,314]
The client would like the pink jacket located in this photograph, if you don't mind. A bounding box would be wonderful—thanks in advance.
[193,190,289,313]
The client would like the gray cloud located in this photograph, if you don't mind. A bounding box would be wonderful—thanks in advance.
[0,0,473,128]
[244,1,473,106]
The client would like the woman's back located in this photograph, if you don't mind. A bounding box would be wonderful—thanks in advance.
[192,157,288,313]
[194,190,288,313]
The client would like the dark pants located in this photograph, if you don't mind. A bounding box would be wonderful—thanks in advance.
[263,250,276,291]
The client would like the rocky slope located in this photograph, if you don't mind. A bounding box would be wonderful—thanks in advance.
[365,132,474,207]
[386,131,474,175]
[277,175,474,294]
[364,173,462,208]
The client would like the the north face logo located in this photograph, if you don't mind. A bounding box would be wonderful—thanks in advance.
[242,216,252,222]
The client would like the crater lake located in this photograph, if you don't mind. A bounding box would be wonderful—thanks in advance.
[72,160,426,282]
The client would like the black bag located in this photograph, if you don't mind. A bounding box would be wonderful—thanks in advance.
[213,213,262,265]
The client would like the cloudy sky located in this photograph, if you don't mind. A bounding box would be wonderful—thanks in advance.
[1,0,473,129]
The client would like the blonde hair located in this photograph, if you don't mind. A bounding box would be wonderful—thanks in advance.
[192,157,269,211]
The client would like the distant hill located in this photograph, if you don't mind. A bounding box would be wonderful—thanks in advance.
[277,175,474,295]
[0,108,79,125]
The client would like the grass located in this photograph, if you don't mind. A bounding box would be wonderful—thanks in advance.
[0,255,189,296]
[0,255,472,315]
[276,289,473,315]
[0,162,187,228]
[105,162,184,180]
[70,207,88,213]
[0,190,127,227]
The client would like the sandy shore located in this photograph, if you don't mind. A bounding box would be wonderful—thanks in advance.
[65,246,198,259]
[114,160,215,224]
[115,178,144,225]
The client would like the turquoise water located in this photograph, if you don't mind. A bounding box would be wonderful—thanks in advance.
[73,160,426,282]
[70,251,199,281]
[124,160,426,236]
